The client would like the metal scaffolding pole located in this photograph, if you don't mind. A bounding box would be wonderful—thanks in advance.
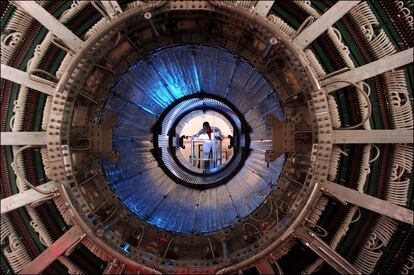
[1,64,55,96]
[18,225,85,274]
[321,181,414,225]
[1,131,48,146]
[293,1,360,49]
[1,182,56,214]
[322,48,414,92]
[332,129,413,144]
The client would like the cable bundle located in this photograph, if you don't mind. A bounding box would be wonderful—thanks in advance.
[1,216,32,273]
[386,144,413,206]
[1,31,22,65]
[126,1,144,10]
[399,249,414,275]
[84,17,110,40]
[384,70,413,129]
[304,144,372,273]
[354,216,398,273]
[369,30,397,59]
[304,49,327,79]
[349,1,379,42]
[81,238,112,261]
[327,95,342,129]
[267,14,296,38]
[293,1,320,19]
[59,1,91,23]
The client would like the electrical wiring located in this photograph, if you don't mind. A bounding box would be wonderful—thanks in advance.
[324,79,372,129]
[12,145,55,195]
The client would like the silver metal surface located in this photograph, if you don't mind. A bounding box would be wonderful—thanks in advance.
[322,48,414,92]
[321,182,414,225]
[332,129,413,144]
[58,184,162,274]
[18,225,85,274]
[0,64,55,96]
[0,0,411,273]
[103,259,126,274]
[293,1,360,49]
[1,131,47,146]
[215,181,322,274]
[12,1,83,52]
[294,227,361,275]
[0,182,56,214]
[32,0,329,271]
[101,1,123,18]
[254,1,274,17]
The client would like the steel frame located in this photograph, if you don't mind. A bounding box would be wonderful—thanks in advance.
[1,131,48,146]
[293,1,360,49]
[254,1,275,17]
[18,225,85,274]
[0,182,56,214]
[12,1,83,52]
[322,48,414,92]
[2,1,412,274]
[1,64,55,96]
[101,1,123,19]
[294,227,361,275]
[321,182,413,225]
[332,129,414,144]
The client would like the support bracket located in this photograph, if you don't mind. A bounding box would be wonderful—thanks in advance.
[294,226,361,274]
[1,181,57,214]
[18,225,85,274]
[265,115,294,163]
[321,181,413,225]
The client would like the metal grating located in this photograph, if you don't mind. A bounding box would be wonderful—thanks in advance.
[100,44,285,233]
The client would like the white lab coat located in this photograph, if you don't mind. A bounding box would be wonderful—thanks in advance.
[194,127,224,160]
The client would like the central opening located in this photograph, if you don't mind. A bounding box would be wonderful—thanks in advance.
[176,109,235,173]
[153,93,249,189]
[99,43,284,233]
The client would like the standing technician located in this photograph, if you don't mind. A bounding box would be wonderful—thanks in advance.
[193,121,224,170]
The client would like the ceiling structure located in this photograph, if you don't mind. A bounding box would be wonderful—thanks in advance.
[1,1,413,274]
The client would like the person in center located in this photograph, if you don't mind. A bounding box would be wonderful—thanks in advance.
[194,121,224,170]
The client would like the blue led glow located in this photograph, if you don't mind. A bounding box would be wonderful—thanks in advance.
[100,44,284,234]
[192,62,201,91]
[121,243,130,253]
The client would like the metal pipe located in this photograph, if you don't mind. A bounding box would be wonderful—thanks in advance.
[221,239,229,260]
[262,37,278,59]
[79,173,100,186]
[64,232,87,256]
[208,238,216,259]
[144,12,160,37]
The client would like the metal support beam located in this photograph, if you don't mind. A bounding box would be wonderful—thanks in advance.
[12,1,83,52]
[1,64,55,96]
[332,129,413,144]
[322,48,414,92]
[101,1,123,18]
[1,131,48,146]
[294,227,361,275]
[103,259,126,274]
[254,1,274,17]
[1,182,56,214]
[321,182,414,225]
[256,259,275,274]
[18,225,84,275]
[265,115,295,162]
[293,1,360,49]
